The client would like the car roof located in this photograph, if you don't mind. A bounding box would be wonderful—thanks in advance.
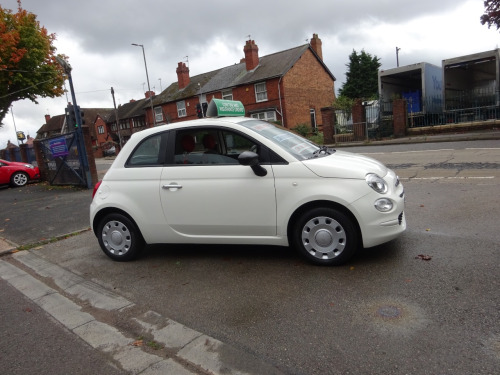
[131,116,251,140]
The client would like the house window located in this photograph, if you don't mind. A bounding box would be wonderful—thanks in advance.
[310,109,317,130]
[110,123,117,131]
[222,90,233,100]
[133,117,145,128]
[251,111,276,122]
[177,101,187,117]
[255,82,267,102]
[154,107,163,122]
[97,125,105,134]
[119,120,128,130]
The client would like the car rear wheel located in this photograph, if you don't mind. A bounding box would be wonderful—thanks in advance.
[97,213,144,261]
[10,171,28,187]
[293,207,358,266]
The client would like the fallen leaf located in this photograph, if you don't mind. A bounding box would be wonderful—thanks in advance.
[131,340,143,347]
[415,254,432,261]
[426,228,431,231]
[349,266,355,271]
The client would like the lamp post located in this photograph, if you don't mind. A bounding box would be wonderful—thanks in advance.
[131,43,156,125]
[396,47,401,67]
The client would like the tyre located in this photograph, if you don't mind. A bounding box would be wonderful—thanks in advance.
[97,213,144,261]
[10,172,29,187]
[292,207,358,266]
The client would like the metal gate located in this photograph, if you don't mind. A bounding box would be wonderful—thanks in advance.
[38,132,89,187]
[333,100,392,143]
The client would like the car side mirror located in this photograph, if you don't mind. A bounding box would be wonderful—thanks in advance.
[238,151,267,177]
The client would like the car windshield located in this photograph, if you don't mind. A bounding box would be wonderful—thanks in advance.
[240,120,334,160]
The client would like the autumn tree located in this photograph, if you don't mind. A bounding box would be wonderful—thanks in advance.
[481,0,500,30]
[0,0,65,127]
[338,50,381,100]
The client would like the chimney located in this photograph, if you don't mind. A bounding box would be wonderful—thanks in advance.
[310,33,323,60]
[176,62,190,89]
[244,40,259,71]
[44,114,51,124]
[145,91,155,99]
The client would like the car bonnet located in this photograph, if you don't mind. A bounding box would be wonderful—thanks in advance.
[301,150,388,179]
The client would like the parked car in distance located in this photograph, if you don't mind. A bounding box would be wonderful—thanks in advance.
[0,159,40,187]
[90,100,406,266]
[103,146,116,157]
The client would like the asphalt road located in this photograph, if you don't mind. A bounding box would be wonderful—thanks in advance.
[1,139,499,374]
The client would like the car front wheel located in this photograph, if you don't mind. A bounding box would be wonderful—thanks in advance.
[97,213,144,261]
[10,172,28,187]
[293,207,358,266]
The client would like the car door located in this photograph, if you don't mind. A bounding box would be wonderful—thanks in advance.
[159,127,277,238]
[0,161,10,184]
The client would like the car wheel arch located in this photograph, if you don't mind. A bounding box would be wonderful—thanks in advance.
[287,200,362,245]
[92,207,143,241]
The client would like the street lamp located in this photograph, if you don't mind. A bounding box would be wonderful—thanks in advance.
[131,43,156,125]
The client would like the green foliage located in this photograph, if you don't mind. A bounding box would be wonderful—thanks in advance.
[307,132,324,145]
[292,123,311,137]
[0,1,65,126]
[332,95,355,112]
[481,0,500,30]
[338,50,381,100]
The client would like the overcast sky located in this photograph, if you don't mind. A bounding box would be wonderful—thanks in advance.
[1,0,498,149]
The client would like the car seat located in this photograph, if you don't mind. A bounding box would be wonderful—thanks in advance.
[180,134,195,163]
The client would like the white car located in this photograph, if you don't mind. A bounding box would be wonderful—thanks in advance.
[90,102,405,265]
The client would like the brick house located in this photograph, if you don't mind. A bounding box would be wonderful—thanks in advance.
[150,34,336,130]
[105,94,151,148]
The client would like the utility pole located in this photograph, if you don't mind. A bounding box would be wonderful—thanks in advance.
[396,47,401,67]
[110,87,122,148]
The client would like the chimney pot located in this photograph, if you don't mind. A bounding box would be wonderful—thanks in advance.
[310,33,323,60]
[243,40,259,71]
[176,62,190,89]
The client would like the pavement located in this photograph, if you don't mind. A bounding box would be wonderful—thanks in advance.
[0,127,499,374]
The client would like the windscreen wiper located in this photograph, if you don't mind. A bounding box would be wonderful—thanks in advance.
[311,146,335,158]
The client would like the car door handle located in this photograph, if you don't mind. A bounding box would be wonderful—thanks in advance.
[162,183,183,189]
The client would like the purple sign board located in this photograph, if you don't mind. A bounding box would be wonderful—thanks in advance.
[49,137,69,157]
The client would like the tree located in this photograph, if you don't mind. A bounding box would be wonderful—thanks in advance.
[338,50,381,100]
[481,0,500,30]
[0,0,65,127]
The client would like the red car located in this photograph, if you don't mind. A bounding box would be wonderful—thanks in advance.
[0,159,40,187]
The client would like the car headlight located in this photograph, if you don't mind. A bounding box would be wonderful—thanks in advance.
[23,164,35,169]
[365,173,388,194]
[374,198,393,212]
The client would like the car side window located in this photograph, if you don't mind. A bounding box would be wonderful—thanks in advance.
[174,128,258,165]
[127,133,163,166]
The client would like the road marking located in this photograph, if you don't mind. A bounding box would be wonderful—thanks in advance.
[364,148,500,155]
[465,148,500,150]
[401,176,495,180]
[364,149,455,155]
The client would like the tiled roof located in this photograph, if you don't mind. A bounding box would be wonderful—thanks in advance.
[153,44,335,106]
[37,114,65,134]
[108,99,148,123]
